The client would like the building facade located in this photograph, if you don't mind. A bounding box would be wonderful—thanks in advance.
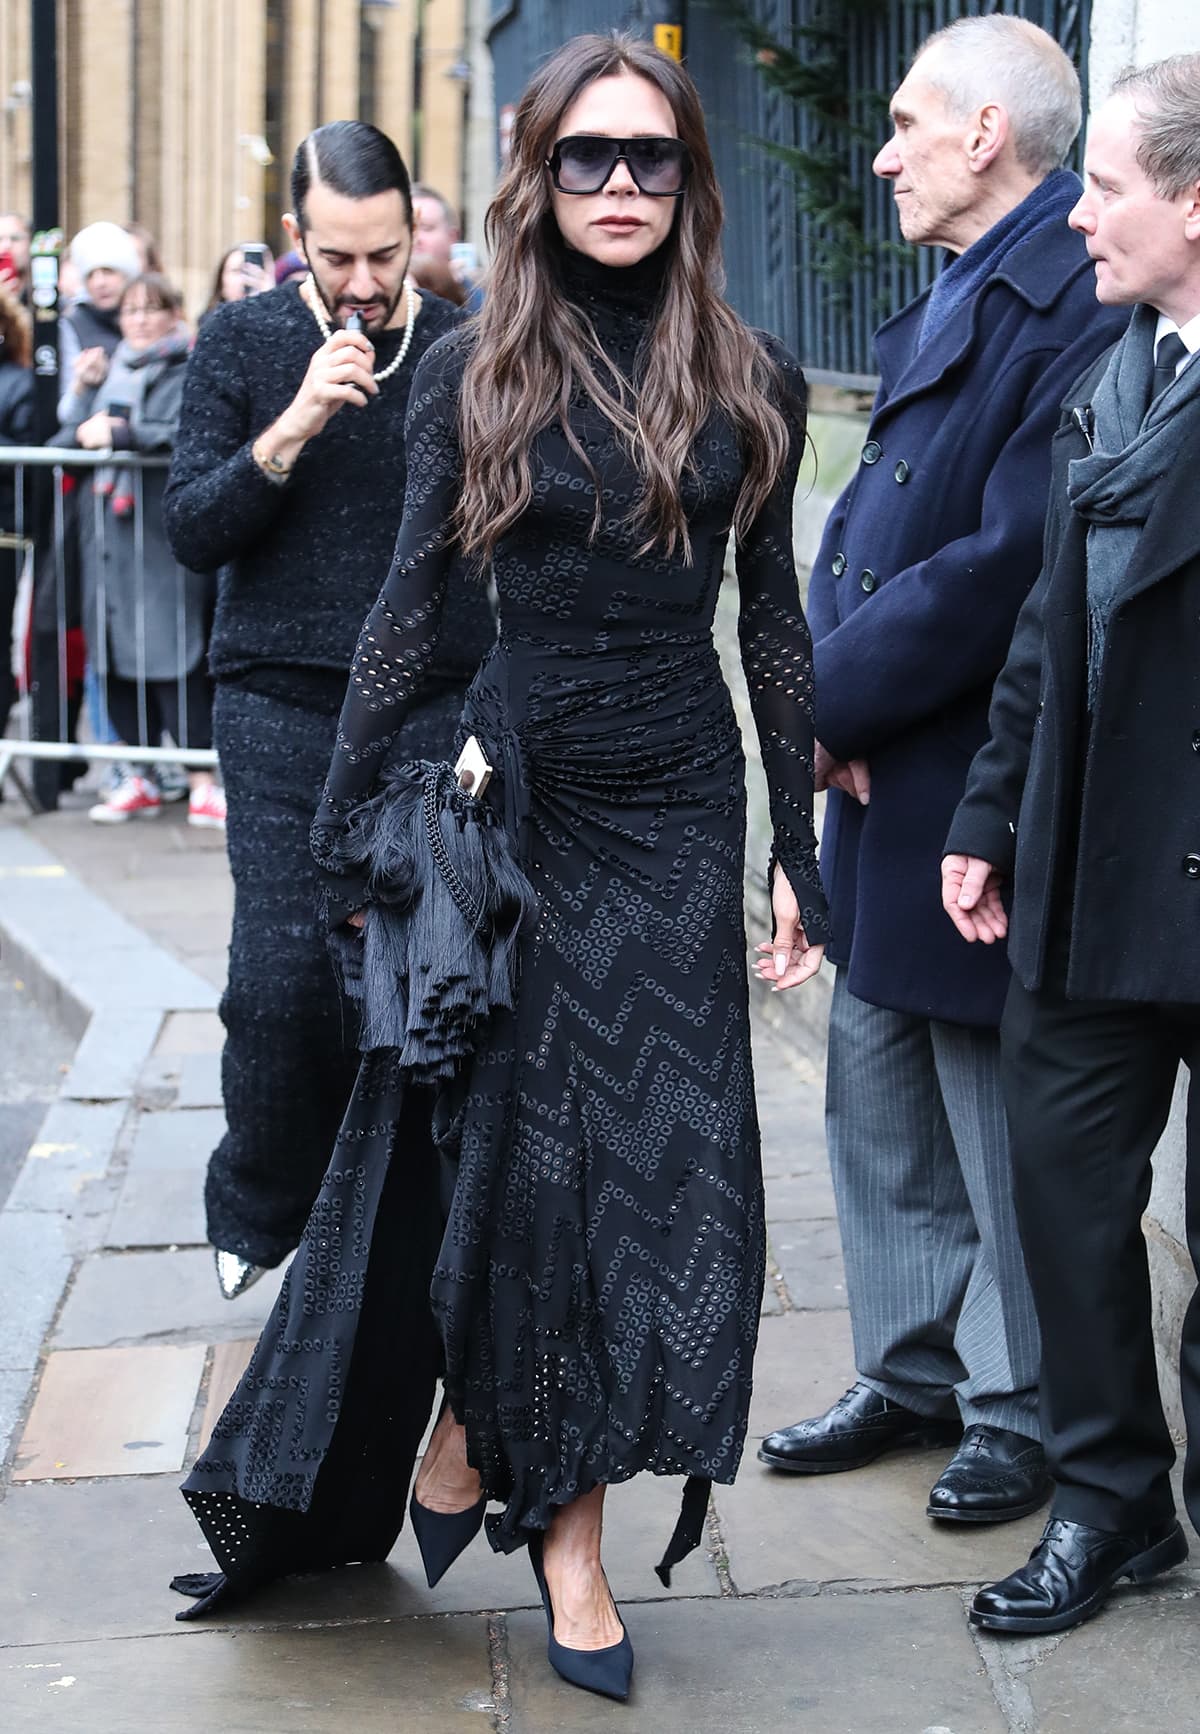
[0,0,469,316]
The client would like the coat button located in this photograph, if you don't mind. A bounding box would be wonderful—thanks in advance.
[862,440,882,465]
[1184,854,1200,878]
[894,459,910,483]
[831,552,847,577]
[1192,730,1200,753]
[860,569,878,594]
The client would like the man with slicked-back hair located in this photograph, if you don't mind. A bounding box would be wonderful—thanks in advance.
[759,17,1127,1523]
[164,122,494,1297]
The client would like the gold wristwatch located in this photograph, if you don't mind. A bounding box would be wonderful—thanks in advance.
[252,440,291,483]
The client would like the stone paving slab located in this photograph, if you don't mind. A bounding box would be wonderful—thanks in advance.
[712,1445,1048,1593]
[763,1162,837,1220]
[0,1617,495,1734]
[1013,1585,1200,1732]
[0,1468,710,1655]
[0,1212,73,1377]
[0,1478,209,1646]
[153,1011,225,1055]
[0,828,219,1027]
[173,1052,224,1110]
[503,1589,1007,1734]
[200,1340,255,1439]
[105,1168,208,1249]
[62,1010,163,1104]
[743,1308,855,1441]
[53,1250,285,1350]
[771,1218,848,1310]
[3,1099,126,1217]
[0,1368,34,1463]
[126,1107,225,1173]
[14,1345,207,1480]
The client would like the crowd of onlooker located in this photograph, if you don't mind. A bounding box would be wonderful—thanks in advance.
[0,187,481,831]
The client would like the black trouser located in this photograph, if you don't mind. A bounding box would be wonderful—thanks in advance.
[105,666,214,755]
[207,684,362,1264]
[1001,961,1200,1535]
[208,678,466,1266]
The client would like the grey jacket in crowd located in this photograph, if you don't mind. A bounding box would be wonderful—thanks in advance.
[58,334,215,683]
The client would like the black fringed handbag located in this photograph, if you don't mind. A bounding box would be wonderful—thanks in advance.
[326,740,538,1084]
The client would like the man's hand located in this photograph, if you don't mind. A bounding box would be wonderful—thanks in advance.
[74,346,109,390]
[941,854,1008,944]
[280,329,379,441]
[814,740,870,805]
[753,867,825,991]
[252,329,380,479]
[76,411,123,450]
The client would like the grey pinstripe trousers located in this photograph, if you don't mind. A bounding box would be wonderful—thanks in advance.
[826,971,1040,1435]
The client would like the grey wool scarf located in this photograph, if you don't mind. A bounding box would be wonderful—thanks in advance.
[1068,303,1200,705]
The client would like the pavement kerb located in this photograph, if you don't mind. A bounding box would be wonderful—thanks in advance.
[0,822,220,1474]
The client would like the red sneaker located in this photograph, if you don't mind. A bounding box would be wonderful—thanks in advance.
[187,782,227,830]
[88,774,162,824]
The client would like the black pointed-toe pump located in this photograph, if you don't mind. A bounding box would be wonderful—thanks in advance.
[528,1531,634,1702]
[408,1489,487,1588]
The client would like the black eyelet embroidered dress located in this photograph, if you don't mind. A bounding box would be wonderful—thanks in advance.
[175,245,829,1606]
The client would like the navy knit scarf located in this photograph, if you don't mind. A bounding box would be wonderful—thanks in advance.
[919,168,1080,349]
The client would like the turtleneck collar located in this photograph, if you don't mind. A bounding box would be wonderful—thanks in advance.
[556,233,672,320]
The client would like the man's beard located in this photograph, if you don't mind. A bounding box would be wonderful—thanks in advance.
[306,260,409,333]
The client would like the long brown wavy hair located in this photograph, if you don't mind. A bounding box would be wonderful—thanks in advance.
[456,32,790,566]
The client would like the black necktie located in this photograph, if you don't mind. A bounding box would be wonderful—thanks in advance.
[1152,331,1188,404]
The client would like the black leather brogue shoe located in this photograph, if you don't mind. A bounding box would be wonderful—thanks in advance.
[926,1425,1051,1523]
[970,1516,1189,1634]
[757,1381,961,1475]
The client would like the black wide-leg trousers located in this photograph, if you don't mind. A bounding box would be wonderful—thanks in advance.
[208,679,467,1266]
[1001,964,1200,1535]
[207,683,362,1265]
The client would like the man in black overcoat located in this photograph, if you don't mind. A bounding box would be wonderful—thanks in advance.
[945,54,1200,1633]
[760,17,1127,1520]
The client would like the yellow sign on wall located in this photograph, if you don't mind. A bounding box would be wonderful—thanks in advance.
[654,24,683,61]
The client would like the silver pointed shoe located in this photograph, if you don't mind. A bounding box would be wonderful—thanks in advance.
[214,1248,267,1300]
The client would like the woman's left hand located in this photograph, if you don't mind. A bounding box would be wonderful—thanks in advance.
[753,867,824,991]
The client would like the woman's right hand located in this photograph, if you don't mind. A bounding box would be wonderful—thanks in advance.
[74,346,109,390]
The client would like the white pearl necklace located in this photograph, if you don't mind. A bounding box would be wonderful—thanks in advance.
[304,274,418,383]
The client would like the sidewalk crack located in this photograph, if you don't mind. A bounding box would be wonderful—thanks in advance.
[486,1611,513,1732]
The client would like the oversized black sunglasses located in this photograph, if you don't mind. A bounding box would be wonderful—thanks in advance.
[546,135,691,197]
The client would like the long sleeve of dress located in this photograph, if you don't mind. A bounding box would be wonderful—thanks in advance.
[735,342,831,945]
[310,335,465,922]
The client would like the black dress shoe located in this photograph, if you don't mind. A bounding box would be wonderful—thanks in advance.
[757,1381,961,1475]
[970,1516,1189,1634]
[926,1425,1051,1523]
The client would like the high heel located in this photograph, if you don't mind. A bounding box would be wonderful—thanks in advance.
[407,1491,486,1588]
[213,1248,266,1300]
[528,1531,634,1702]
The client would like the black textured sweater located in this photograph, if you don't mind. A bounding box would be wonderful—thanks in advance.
[163,281,495,707]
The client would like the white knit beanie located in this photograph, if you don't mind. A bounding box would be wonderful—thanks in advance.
[69,222,142,287]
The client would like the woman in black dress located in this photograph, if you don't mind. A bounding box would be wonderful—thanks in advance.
[175,32,828,1701]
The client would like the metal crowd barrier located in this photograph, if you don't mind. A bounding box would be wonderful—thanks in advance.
[0,446,217,811]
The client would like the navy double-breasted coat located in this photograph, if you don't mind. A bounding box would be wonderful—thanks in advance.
[807,222,1128,1027]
